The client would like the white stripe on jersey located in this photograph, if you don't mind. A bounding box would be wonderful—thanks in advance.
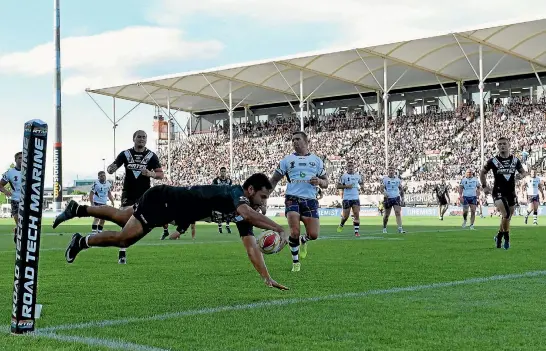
[91,180,112,204]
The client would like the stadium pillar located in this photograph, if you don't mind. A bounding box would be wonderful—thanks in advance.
[229,81,234,178]
[457,82,462,107]
[479,45,485,168]
[300,70,304,132]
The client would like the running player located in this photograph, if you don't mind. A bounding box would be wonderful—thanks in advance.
[57,173,289,290]
[459,169,481,229]
[269,131,328,272]
[336,161,364,237]
[212,167,233,234]
[522,169,544,225]
[89,171,115,234]
[480,137,527,249]
[433,178,451,220]
[381,167,406,234]
[106,130,164,264]
[0,152,22,243]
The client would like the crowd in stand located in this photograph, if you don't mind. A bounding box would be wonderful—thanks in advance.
[109,95,545,199]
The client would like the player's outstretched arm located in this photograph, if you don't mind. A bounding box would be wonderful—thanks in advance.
[241,235,288,291]
[237,204,285,235]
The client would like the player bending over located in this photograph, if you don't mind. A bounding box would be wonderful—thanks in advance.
[459,169,481,229]
[89,171,115,234]
[433,178,451,220]
[336,160,364,237]
[0,152,22,243]
[269,131,328,272]
[480,137,527,250]
[381,167,406,234]
[522,169,544,225]
[54,173,289,290]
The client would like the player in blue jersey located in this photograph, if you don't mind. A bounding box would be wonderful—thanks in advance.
[380,167,406,234]
[0,152,22,244]
[522,169,544,225]
[458,169,481,229]
[89,171,115,234]
[336,160,364,237]
[269,131,328,272]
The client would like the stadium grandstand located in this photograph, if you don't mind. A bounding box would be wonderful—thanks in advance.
[86,18,546,210]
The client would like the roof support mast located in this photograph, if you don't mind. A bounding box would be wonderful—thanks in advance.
[200,75,253,178]
[272,63,328,132]
[530,63,546,95]
[453,34,506,168]
[355,49,408,171]
[85,92,141,172]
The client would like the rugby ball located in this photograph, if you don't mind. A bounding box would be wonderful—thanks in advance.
[256,230,282,255]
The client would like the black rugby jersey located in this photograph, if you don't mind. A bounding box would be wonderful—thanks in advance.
[114,148,161,201]
[483,155,523,195]
[160,184,254,236]
[212,177,233,186]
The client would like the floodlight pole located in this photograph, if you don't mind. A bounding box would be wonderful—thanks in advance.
[167,90,171,180]
[383,59,389,170]
[479,45,485,168]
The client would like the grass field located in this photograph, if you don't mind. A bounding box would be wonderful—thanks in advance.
[0,215,545,351]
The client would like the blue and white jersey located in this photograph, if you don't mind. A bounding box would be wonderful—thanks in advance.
[382,176,401,199]
[1,167,22,202]
[460,177,480,197]
[91,180,112,205]
[526,176,541,196]
[339,172,362,200]
[276,153,325,200]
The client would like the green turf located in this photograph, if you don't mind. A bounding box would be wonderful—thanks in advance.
[0,215,544,350]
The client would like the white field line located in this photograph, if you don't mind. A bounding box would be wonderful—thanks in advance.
[0,230,415,255]
[35,270,546,333]
[31,332,170,351]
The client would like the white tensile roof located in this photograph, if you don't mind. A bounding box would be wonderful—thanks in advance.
[87,18,546,114]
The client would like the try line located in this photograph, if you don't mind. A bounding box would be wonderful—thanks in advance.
[36,270,546,333]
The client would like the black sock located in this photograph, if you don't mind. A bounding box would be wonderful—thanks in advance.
[97,225,103,232]
[91,224,98,232]
[340,217,348,226]
[504,231,510,242]
[76,205,88,217]
[496,231,503,246]
[463,213,468,221]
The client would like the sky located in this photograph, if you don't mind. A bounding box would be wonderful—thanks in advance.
[1,0,545,187]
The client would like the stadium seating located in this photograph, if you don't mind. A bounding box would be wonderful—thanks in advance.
[109,96,545,206]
